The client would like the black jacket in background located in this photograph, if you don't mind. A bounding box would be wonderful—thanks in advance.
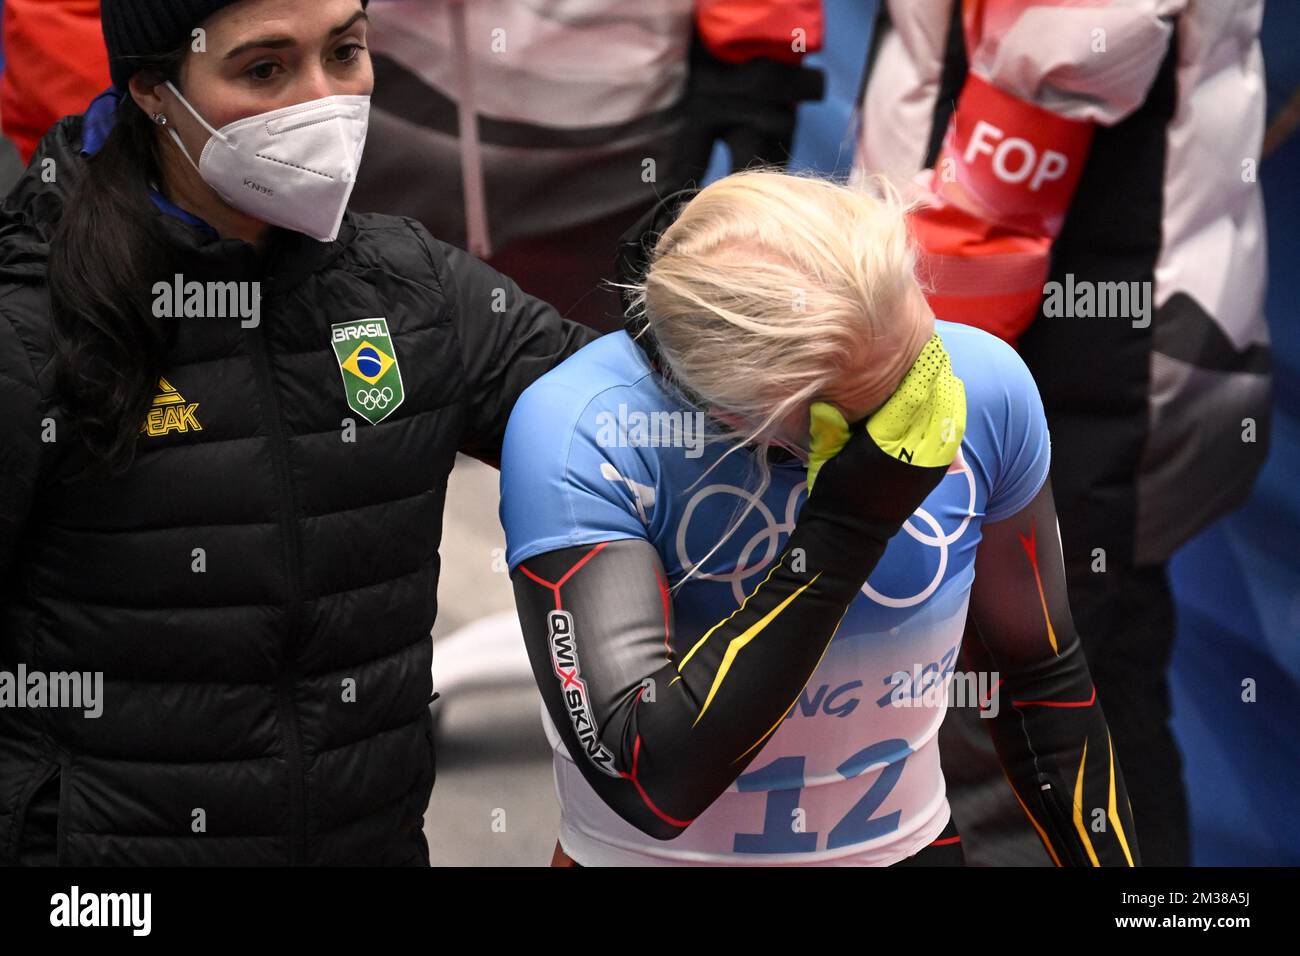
[0,115,599,865]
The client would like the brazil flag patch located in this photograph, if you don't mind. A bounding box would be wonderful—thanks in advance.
[330,317,405,425]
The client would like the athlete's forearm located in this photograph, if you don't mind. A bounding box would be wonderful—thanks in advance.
[979,627,1140,866]
[968,482,1141,866]
[513,511,896,840]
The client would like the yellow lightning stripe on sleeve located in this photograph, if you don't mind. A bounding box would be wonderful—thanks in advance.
[1030,561,1059,655]
[1004,772,1064,867]
[692,571,822,727]
[734,698,800,764]
[678,559,785,671]
[731,601,850,764]
[1106,733,1137,866]
[1072,739,1101,866]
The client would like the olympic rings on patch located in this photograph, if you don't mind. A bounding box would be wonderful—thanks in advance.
[356,386,394,411]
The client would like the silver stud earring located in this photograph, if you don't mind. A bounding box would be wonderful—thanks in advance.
[152,113,168,126]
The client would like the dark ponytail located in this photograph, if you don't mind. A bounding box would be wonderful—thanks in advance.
[48,49,187,477]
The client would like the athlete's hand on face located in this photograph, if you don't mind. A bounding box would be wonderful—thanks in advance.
[803,332,967,532]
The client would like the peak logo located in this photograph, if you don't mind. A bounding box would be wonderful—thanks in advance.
[140,377,202,437]
[547,610,620,778]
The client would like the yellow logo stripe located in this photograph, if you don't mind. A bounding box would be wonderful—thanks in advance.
[1031,565,1059,655]
[150,377,185,406]
[692,571,822,727]
[679,558,784,671]
[1072,739,1101,866]
[1106,734,1137,866]
[732,600,847,763]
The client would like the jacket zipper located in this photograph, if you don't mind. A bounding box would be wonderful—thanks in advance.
[247,288,309,865]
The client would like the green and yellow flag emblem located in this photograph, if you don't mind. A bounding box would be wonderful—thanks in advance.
[330,317,405,425]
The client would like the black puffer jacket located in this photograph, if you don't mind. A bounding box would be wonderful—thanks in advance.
[0,115,597,865]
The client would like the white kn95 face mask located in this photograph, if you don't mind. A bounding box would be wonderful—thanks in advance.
[163,80,370,242]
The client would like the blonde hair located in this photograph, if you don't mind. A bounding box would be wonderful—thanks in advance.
[621,168,933,587]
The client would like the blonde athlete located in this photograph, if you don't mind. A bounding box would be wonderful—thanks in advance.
[500,171,1139,866]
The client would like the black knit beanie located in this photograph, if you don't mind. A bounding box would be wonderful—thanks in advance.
[101,0,369,90]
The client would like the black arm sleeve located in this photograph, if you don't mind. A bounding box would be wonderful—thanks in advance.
[414,224,601,466]
[967,478,1141,866]
[510,437,950,839]
[512,533,850,840]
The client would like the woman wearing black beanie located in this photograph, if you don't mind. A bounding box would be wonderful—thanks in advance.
[0,0,597,865]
